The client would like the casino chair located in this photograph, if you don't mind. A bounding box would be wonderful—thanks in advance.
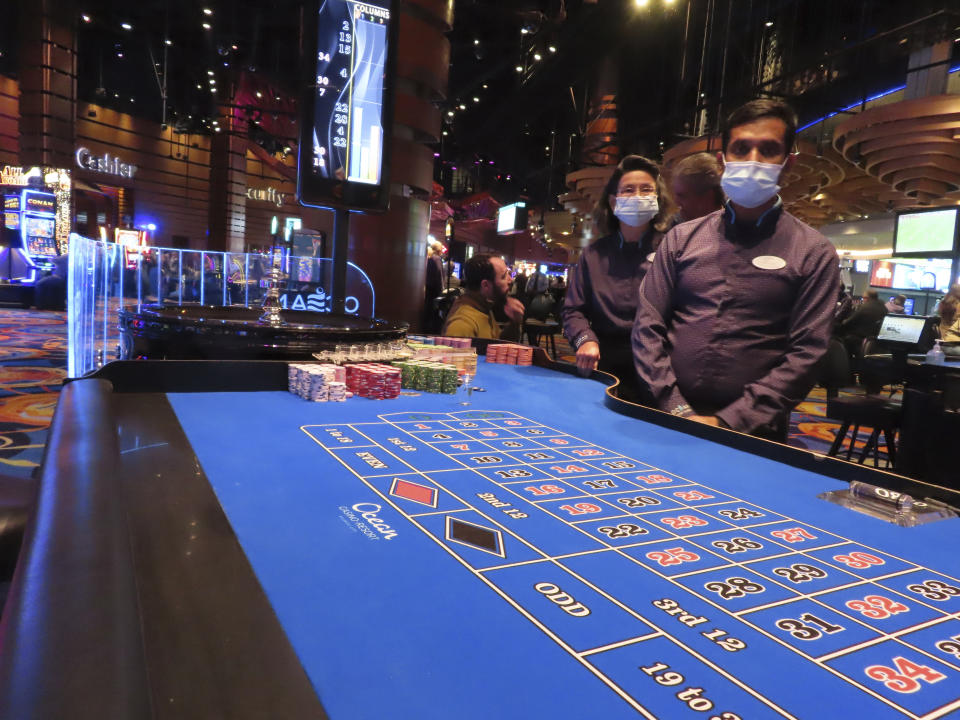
[825,336,902,468]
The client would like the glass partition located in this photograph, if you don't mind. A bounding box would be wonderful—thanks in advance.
[67,233,376,377]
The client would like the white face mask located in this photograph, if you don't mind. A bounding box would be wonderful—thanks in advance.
[720,158,786,208]
[614,195,658,227]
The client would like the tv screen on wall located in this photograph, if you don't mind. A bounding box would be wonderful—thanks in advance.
[893,207,958,257]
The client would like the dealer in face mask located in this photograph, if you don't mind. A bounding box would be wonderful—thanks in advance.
[562,155,665,403]
[632,99,840,441]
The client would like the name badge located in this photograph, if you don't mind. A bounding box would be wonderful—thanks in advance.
[752,255,786,270]
[646,252,656,263]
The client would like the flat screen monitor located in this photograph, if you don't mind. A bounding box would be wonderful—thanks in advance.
[298,0,400,212]
[497,202,528,235]
[893,207,958,257]
[903,298,915,315]
[877,314,927,345]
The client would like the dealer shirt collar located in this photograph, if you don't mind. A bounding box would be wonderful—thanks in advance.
[723,197,783,242]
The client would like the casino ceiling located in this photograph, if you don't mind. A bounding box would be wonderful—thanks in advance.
[1,0,958,220]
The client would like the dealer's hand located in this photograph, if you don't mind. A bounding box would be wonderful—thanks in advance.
[503,297,525,324]
[689,415,721,427]
[575,341,600,376]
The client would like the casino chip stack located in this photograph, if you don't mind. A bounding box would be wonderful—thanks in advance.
[391,359,460,394]
[484,344,534,366]
[345,363,402,400]
[287,363,349,402]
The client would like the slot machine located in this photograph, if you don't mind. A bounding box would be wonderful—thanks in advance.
[20,189,59,274]
[1,189,59,284]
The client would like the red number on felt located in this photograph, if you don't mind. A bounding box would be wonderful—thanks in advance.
[570,449,603,457]
[865,657,946,693]
[559,503,601,516]
[479,431,498,437]
[549,438,569,445]
[639,474,672,485]
[674,490,714,501]
[645,546,701,566]
[451,443,470,451]
[524,484,566,496]
[771,527,816,543]
[660,515,709,529]
[833,551,884,569]
[845,595,910,619]
[505,420,522,425]
[549,464,588,474]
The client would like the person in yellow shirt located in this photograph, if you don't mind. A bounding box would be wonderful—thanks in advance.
[442,254,524,339]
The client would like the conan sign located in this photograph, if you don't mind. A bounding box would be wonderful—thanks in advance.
[75,147,137,179]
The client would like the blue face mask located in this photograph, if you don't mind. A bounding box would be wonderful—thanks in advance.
[614,195,658,227]
[720,159,786,208]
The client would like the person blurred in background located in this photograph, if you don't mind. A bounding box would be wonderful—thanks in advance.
[666,152,725,225]
[885,294,906,314]
[938,284,960,342]
[423,240,445,332]
[442,254,524,340]
[562,154,665,401]
[838,288,887,357]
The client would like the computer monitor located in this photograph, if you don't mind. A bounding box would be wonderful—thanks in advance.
[892,207,959,258]
[876,314,935,351]
[903,298,915,315]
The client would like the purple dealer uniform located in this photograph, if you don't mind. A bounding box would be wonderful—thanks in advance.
[562,228,661,385]
[632,202,839,435]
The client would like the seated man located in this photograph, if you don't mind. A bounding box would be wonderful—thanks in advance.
[632,98,839,441]
[442,253,524,339]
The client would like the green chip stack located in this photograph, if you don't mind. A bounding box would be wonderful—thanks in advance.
[391,359,460,394]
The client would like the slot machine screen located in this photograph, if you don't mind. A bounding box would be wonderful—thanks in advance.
[24,217,57,257]
[298,0,400,211]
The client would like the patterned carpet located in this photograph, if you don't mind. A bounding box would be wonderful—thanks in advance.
[0,309,67,479]
[0,309,882,478]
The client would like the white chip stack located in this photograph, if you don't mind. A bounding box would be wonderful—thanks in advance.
[288,363,348,402]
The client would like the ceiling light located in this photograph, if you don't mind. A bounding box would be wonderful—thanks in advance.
[447,110,454,117]
[442,130,448,136]
[214,127,221,132]
[482,84,488,89]
[196,84,202,89]
[473,39,479,45]
[81,14,91,23]
[459,103,466,110]
[256,91,263,98]
[548,45,556,53]
[212,120,218,125]
[765,20,773,27]
[635,0,649,6]
[209,79,216,84]
[520,28,528,35]
[533,53,542,61]
[210,87,216,93]
[207,70,214,75]
[121,22,132,30]
[473,96,479,102]
[515,65,523,73]
[202,23,212,30]
[203,8,213,15]
[231,44,238,50]
[164,39,173,46]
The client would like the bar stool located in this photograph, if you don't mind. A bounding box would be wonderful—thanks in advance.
[523,319,560,359]
[826,394,901,468]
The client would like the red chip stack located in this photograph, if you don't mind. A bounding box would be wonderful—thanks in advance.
[346,363,402,399]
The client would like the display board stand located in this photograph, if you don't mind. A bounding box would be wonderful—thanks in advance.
[332,208,350,314]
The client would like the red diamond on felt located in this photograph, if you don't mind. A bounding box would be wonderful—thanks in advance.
[390,478,437,507]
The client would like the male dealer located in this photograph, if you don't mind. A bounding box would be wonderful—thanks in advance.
[632,99,839,440]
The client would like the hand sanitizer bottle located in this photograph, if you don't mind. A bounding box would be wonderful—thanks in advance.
[926,339,945,364]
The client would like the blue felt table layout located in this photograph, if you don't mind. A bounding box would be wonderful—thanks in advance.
[168,364,960,720]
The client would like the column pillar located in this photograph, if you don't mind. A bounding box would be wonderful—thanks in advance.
[349,0,452,329]
[17,0,78,169]
[208,100,248,252]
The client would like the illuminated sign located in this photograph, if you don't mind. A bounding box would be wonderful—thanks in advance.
[1,166,26,186]
[246,186,288,206]
[23,192,56,214]
[4,196,19,211]
[75,147,137,179]
[298,0,400,211]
